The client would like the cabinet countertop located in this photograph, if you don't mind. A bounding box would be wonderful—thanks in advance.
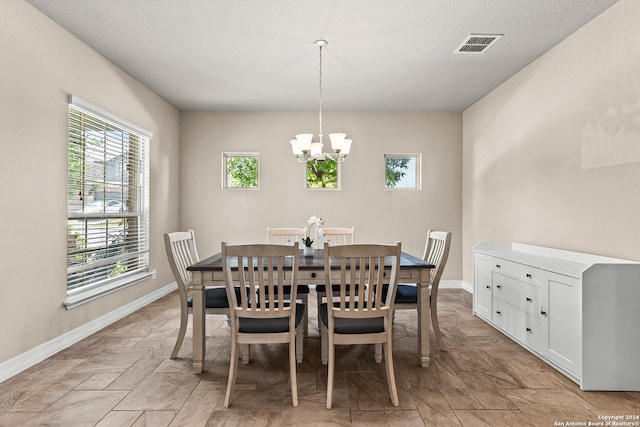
[474,242,637,279]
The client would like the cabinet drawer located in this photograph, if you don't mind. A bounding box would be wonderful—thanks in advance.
[493,298,545,351]
[493,258,540,285]
[493,273,542,318]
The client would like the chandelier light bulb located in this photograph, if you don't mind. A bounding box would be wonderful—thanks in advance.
[295,133,313,152]
[290,140,303,155]
[329,133,347,152]
[341,139,352,155]
[310,142,323,157]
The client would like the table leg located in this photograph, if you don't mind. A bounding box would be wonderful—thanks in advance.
[417,268,431,368]
[192,271,206,374]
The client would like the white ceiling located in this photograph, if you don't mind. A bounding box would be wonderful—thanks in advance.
[26,0,619,112]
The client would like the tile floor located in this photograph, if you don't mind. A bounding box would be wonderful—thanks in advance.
[1,289,639,426]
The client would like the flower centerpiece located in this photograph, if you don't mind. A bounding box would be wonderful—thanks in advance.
[302,214,324,255]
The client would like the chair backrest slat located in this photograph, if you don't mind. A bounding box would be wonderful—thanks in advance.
[277,256,285,308]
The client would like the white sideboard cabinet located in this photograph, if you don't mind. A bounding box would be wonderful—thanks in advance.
[473,242,640,391]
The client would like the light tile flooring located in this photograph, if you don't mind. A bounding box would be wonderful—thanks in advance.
[1,289,639,426]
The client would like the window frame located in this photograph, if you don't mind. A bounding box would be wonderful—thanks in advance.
[222,152,260,190]
[65,95,152,309]
[384,153,422,190]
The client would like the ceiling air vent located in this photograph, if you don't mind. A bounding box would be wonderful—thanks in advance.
[454,34,502,54]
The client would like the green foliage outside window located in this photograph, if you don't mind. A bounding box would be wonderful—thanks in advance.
[385,157,410,188]
[226,155,259,188]
[306,159,338,188]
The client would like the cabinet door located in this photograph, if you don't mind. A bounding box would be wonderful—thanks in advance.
[474,252,493,320]
[542,271,581,376]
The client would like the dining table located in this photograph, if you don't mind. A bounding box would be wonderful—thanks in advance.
[187,248,434,373]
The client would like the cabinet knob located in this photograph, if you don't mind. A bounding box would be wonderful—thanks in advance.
[496,285,502,289]
[526,297,532,302]
[496,264,501,269]
[311,272,316,278]
[526,273,532,278]
[541,310,547,316]
[485,285,491,289]
[526,327,532,333]
[496,310,502,315]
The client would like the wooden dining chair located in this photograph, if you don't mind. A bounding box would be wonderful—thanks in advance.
[318,226,355,247]
[164,230,230,359]
[319,242,402,409]
[394,229,451,351]
[221,242,305,408]
[266,227,306,246]
[266,227,310,335]
[315,227,355,317]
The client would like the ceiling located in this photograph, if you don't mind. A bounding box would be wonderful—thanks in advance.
[26,0,619,112]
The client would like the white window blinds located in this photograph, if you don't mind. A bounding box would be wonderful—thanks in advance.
[66,95,151,307]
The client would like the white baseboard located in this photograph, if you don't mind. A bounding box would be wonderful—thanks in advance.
[0,282,177,384]
[440,279,473,294]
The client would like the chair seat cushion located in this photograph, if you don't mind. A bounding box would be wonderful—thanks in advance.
[395,284,418,304]
[238,303,306,333]
[187,287,229,309]
[187,287,243,309]
[376,283,419,304]
[318,303,384,334]
[266,284,310,295]
[315,284,359,293]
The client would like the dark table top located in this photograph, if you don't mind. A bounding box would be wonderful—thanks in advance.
[188,249,434,271]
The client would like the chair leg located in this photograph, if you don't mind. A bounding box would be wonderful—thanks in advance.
[296,322,304,363]
[320,324,328,365]
[224,341,239,408]
[316,289,326,332]
[374,343,382,363]
[326,334,335,409]
[241,344,250,364]
[289,331,299,407]
[384,336,399,407]
[170,306,189,359]
[301,293,309,336]
[431,291,448,351]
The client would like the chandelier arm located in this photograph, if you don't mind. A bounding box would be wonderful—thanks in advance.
[324,153,346,163]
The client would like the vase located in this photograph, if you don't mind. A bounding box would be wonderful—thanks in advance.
[303,246,314,257]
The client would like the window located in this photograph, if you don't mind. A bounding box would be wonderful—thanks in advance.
[306,159,340,189]
[66,96,151,308]
[222,153,260,189]
[384,153,421,189]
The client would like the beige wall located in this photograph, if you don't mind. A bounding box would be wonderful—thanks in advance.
[179,111,463,277]
[0,1,180,363]
[462,0,640,282]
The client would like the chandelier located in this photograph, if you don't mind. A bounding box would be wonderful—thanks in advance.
[290,40,352,163]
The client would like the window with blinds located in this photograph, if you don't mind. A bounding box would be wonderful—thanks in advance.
[66,96,151,308]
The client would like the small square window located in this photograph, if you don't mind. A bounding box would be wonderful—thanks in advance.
[384,154,421,189]
[306,159,340,190]
[223,153,260,189]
